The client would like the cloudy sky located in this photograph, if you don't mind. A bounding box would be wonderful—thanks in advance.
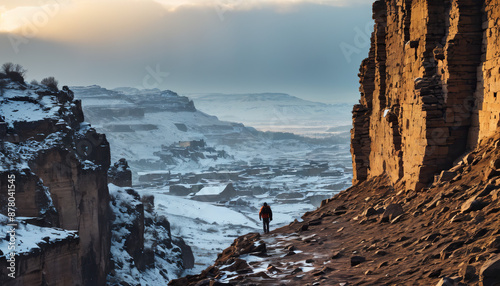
[0,0,373,103]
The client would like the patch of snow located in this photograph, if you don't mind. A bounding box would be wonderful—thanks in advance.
[0,214,78,258]
[383,109,390,118]
[195,185,226,196]
[148,191,258,227]
[0,101,51,125]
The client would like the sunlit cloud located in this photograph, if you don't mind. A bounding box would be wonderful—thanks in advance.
[0,0,373,32]
[153,0,373,11]
[0,0,73,33]
[0,6,40,32]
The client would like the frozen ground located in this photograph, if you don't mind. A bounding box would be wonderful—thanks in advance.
[0,214,78,258]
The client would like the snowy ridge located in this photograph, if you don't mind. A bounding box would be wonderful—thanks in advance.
[0,81,67,127]
[186,93,353,136]
[72,86,349,178]
[0,214,78,257]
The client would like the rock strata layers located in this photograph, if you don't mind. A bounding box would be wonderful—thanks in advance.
[351,0,497,191]
[0,80,111,286]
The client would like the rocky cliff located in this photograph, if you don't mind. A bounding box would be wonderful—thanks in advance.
[107,160,194,285]
[351,0,500,191]
[0,79,111,286]
[0,77,192,285]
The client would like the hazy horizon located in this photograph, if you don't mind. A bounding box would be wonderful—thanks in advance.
[0,0,373,104]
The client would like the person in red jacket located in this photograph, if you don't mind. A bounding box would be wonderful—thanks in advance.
[259,202,273,234]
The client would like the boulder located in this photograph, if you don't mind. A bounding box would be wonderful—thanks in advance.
[492,188,500,200]
[460,264,476,281]
[222,259,252,274]
[440,241,465,260]
[267,265,281,274]
[362,207,377,217]
[381,204,404,222]
[108,158,132,187]
[461,197,488,213]
[428,269,442,278]
[299,224,309,232]
[491,158,500,170]
[332,251,342,259]
[450,213,472,223]
[174,237,195,269]
[478,184,495,197]
[487,236,500,250]
[480,256,500,286]
[484,164,500,180]
[462,153,475,165]
[436,277,456,286]
[351,256,366,267]
[438,171,457,182]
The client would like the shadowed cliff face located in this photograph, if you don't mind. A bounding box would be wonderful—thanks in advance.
[351,0,498,191]
[0,79,111,286]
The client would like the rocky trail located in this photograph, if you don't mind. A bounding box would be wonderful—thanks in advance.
[171,133,500,285]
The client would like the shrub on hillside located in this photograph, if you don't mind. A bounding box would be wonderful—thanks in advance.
[1,62,26,84]
[41,77,59,91]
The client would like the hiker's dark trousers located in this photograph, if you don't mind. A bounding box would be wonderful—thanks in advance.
[263,218,270,234]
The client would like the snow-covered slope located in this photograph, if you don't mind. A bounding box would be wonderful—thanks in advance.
[186,93,353,137]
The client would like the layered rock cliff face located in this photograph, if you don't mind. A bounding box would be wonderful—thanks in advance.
[0,79,111,285]
[0,79,193,285]
[352,0,500,191]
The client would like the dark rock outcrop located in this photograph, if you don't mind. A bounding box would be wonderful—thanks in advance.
[480,256,500,286]
[108,158,132,187]
[0,79,110,286]
[108,185,194,283]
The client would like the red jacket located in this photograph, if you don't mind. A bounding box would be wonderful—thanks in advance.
[259,205,272,220]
